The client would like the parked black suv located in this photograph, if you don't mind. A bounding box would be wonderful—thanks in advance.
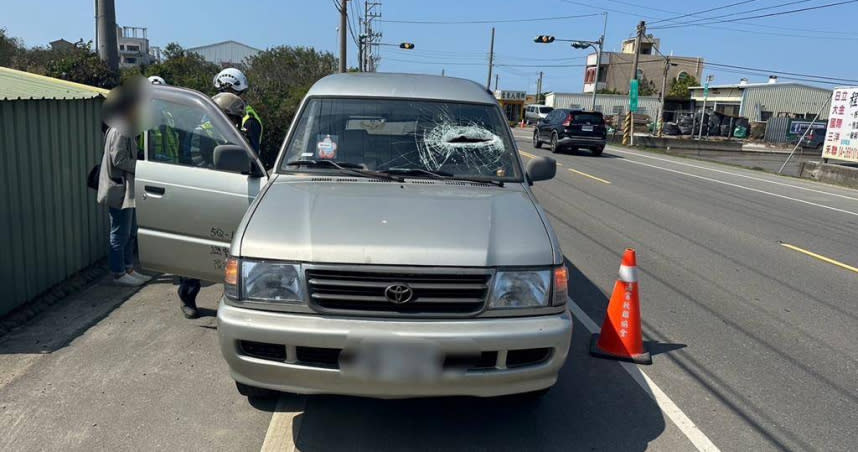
[533,109,607,156]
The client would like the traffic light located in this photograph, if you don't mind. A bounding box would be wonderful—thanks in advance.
[571,41,588,49]
[533,35,555,44]
[399,42,415,49]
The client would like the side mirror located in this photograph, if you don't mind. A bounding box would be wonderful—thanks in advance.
[526,156,556,183]
[213,144,252,174]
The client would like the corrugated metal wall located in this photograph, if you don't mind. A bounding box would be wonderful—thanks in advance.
[545,93,661,118]
[188,42,261,65]
[0,98,106,316]
[740,85,831,120]
[764,117,791,143]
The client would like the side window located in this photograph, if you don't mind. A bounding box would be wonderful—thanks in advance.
[143,98,244,172]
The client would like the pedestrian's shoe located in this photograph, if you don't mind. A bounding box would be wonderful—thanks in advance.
[178,283,199,319]
[113,273,144,287]
[127,270,152,283]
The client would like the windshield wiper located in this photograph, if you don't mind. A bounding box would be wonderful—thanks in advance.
[285,159,404,182]
[380,167,504,187]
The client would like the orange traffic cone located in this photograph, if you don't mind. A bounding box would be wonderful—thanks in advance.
[519,119,526,128]
[589,248,652,364]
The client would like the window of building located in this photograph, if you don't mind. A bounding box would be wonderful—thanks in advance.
[761,111,773,121]
[124,57,137,64]
[584,67,596,84]
[119,44,125,50]
[127,45,140,52]
[677,71,689,82]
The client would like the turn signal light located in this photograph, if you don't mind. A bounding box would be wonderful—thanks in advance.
[225,257,239,285]
[553,266,569,306]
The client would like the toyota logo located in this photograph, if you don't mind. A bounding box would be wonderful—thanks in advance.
[384,283,414,304]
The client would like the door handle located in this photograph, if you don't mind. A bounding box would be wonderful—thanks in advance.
[144,185,165,196]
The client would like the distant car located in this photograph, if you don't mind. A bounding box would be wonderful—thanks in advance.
[798,127,826,150]
[532,109,607,156]
[524,104,554,125]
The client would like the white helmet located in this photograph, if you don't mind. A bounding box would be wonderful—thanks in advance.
[213,68,249,93]
[147,75,166,85]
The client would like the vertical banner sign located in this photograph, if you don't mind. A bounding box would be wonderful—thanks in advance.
[629,79,639,113]
[703,81,709,99]
[823,87,858,163]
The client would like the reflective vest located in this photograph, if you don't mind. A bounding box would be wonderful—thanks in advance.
[242,104,263,145]
[139,111,180,162]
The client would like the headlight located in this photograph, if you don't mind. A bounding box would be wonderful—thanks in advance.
[488,270,551,309]
[241,260,304,303]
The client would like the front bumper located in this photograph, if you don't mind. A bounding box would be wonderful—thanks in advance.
[217,299,573,398]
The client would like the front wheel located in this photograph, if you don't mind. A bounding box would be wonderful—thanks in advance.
[533,130,543,148]
[550,133,560,154]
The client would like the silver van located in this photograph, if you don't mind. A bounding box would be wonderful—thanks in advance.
[135,73,572,399]
[525,104,554,125]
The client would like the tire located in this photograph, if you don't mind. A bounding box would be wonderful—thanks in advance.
[235,381,279,399]
[550,133,560,154]
[532,130,542,148]
[591,146,604,156]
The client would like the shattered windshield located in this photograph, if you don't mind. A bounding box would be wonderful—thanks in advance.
[280,98,522,180]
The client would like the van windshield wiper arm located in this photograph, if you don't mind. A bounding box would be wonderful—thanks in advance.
[285,159,404,182]
[380,167,503,187]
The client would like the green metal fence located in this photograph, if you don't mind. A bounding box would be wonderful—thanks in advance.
[0,98,106,316]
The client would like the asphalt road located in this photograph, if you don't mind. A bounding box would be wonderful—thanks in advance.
[1,131,856,451]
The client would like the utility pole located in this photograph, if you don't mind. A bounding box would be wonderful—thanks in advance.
[494,74,499,91]
[658,56,670,137]
[363,1,382,72]
[590,12,607,111]
[628,20,645,146]
[96,0,118,71]
[338,0,348,73]
[486,27,495,88]
[441,68,445,76]
[536,71,543,104]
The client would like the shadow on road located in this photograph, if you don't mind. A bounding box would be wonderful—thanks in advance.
[289,266,681,451]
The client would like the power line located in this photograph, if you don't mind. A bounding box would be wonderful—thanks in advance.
[379,13,599,24]
[653,0,858,29]
[704,62,858,83]
[654,0,811,27]
[649,0,759,25]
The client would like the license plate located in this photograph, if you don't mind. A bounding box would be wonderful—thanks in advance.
[582,125,594,132]
[340,339,442,382]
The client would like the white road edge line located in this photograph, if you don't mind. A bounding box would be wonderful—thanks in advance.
[261,395,305,452]
[620,158,858,217]
[609,147,858,201]
[566,300,721,452]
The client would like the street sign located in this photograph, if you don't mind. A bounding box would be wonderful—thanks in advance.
[822,87,858,163]
[629,79,639,112]
[703,81,709,98]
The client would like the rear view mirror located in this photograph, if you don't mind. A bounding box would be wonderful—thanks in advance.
[213,144,252,174]
[526,156,556,183]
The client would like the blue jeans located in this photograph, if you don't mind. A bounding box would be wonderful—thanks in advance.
[108,207,137,275]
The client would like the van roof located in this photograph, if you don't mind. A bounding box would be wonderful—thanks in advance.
[306,72,497,104]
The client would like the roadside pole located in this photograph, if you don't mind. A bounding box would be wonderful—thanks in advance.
[495,74,499,91]
[777,95,831,175]
[628,21,645,147]
[590,12,607,111]
[536,71,543,104]
[486,27,495,88]
[338,0,348,73]
[658,56,670,138]
[698,75,713,139]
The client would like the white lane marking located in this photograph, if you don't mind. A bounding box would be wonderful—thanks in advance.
[609,148,858,201]
[566,300,721,452]
[261,395,305,452]
[620,158,858,217]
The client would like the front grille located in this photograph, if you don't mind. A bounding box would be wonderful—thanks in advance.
[306,267,491,317]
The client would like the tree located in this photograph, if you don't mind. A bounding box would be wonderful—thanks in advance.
[668,74,699,99]
[596,88,622,95]
[13,39,118,88]
[0,28,23,67]
[143,42,220,94]
[637,74,658,96]
[243,46,337,166]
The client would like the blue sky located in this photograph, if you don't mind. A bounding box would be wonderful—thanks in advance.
[4,0,858,92]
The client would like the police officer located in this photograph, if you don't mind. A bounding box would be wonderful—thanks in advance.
[213,68,262,154]
[177,92,251,319]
